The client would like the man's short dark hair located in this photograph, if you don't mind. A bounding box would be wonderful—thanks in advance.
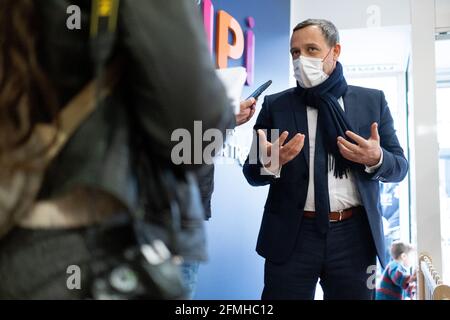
[391,241,414,260]
[293,19,340,47]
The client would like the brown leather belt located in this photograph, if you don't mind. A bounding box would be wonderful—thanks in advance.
[303,207,362,222]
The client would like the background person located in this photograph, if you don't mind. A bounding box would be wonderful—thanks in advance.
[183,97,257,299]
[376,241,417,300]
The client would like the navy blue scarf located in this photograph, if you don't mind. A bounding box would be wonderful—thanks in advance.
[295,62,355,178]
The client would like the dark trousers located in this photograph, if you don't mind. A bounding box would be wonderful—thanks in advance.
[262,209,377,300]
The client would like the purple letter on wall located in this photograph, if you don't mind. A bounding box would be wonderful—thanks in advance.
[245,17,255,85]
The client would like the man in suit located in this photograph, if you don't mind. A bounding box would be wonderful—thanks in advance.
[243,19,408,300]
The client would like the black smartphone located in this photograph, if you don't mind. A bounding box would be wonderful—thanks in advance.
[246,80,272,100]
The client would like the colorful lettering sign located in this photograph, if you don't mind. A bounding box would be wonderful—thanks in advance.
[202,0,255,85]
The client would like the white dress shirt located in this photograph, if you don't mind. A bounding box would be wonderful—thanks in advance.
[265,97,383,212]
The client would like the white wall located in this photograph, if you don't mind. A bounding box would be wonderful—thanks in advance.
[290,0,410,31]
[436,0,450,32]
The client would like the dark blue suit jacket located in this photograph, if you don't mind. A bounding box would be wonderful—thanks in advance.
[243,85,408,267]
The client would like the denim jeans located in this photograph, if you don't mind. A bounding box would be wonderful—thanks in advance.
[181,261,200,299]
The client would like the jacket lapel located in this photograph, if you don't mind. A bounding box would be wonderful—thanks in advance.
[290,91,310,166]
[343,86,361,133]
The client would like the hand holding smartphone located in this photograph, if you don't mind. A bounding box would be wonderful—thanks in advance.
[246,80,272,100]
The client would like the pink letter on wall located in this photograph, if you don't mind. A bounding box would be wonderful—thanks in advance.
[202,0,214,53]
[245,17,255,85]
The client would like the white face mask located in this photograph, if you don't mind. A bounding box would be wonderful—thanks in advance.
[293,52,332,88]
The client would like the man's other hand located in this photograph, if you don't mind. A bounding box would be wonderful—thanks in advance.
[337,122,382,167]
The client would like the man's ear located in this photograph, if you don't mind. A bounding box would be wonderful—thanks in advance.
[400,252,407,260]
[333,43,341,61]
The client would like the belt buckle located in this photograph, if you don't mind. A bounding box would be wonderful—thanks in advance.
[331,210,344,223]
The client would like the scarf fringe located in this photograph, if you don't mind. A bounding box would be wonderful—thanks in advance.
[328,154,349,179]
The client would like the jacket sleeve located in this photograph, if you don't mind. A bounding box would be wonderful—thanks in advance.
[367,91,408,183]
[243,96,277,186]
[118,0,235,162]
[388,264,413,290]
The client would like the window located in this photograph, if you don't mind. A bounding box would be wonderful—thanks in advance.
[435,38,450,283]
[436,86,450,283]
